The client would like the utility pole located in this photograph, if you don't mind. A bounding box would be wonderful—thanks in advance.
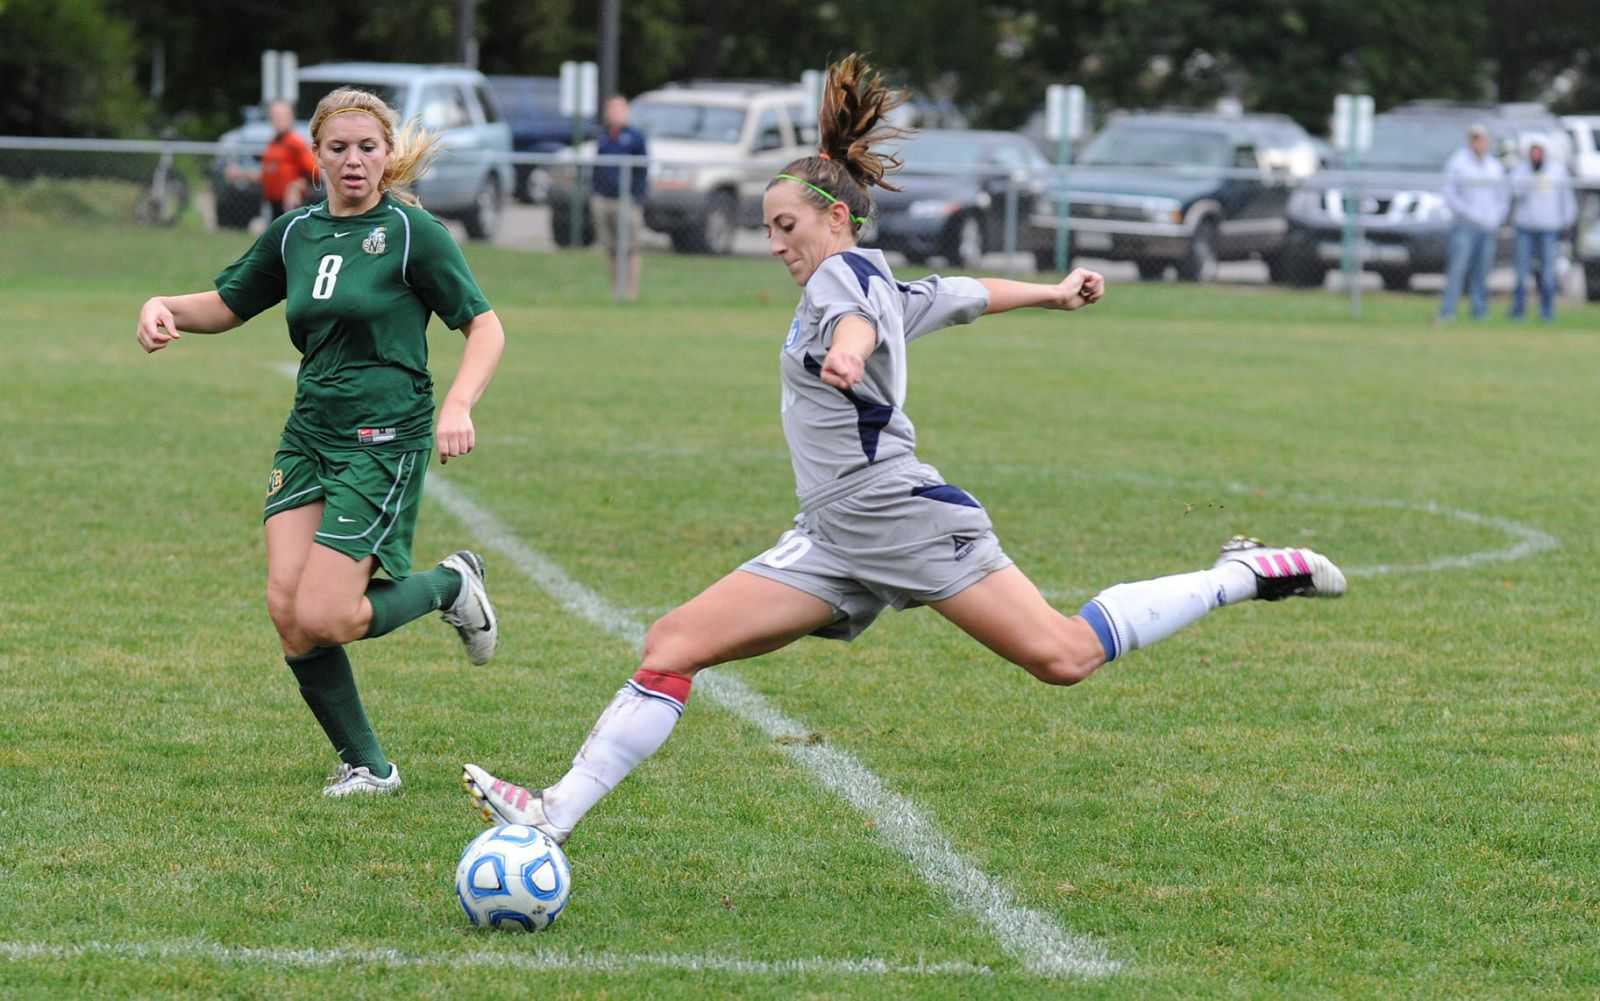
[599,0,621,102]
[457,0,478,68]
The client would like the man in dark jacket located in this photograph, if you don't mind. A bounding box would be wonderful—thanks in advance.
[593,96,649,301]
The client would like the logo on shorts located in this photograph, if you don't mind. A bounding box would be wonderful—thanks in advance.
[363,227,387,255]
[266,468,285,497]
[952,534,977,561]
[357,427,397,446]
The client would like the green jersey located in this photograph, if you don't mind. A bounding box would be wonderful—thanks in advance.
[215,194,490,452]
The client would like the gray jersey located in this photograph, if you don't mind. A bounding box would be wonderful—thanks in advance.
[779,249,989,502]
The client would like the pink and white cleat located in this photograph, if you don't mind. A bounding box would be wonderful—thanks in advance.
[1215,535,1347,601]
[461,763,571,845]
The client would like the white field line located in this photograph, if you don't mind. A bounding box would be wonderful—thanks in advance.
[427,477,1120,979]
[0,940,992,978]
[269,361,1115,978]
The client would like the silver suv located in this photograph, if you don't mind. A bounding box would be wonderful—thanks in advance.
[212,63,513,240]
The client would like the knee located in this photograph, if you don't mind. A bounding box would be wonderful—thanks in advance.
[293,594,360,647]
[266,581,301,639]
[638,613,704,677]
[1021,620,1107,687]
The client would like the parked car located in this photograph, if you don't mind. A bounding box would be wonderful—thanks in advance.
[212,63,513,240]
[550,81,816,254]
[1026,112,1311,281]
[1561,114,1600,184]
[864,129,1053,268]
[486,75,590,204]
[1281,101,1566,289]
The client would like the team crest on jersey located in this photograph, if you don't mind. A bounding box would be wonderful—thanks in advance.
[362,227,387,255]
[783,318,801,349]
[266,468,285,497]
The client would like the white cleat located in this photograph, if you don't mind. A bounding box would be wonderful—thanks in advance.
[1215,535,1347,601]
[323,762,402,798]
[439,550,497,665]
[461,763,571,845]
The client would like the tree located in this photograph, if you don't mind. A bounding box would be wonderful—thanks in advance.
[0,0,148,136]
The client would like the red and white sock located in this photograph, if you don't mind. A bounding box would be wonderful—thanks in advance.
[540,669,691,831]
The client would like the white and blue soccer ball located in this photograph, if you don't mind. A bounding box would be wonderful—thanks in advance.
[454,825,571,931]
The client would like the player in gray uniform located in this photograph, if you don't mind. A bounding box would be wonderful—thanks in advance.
[462,55,1349,846]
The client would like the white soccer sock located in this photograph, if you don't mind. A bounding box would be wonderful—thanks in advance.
[1079,562,1256,661]
[540,669,690,831]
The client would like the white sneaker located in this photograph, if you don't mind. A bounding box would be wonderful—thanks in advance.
[323,762,402,798]
[461,763,571,845]
[439,550,497,665]
[1215,535,1347,601]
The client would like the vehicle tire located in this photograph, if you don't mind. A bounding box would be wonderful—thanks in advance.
[1586,262,1600,302]
[701,190,737,255]
[906,252,932,267]
[1378,268,1412,292]
[942,214,984,268]
[1175,219,1219,282]
[550,198,595,248]
[513,165,534,205]
[463,175,504,241]
[212,183,258,230]
[1277,229,1328,288]
[1136,260,1168,281]
[135,174,191,227]
[1033,248,1057,273]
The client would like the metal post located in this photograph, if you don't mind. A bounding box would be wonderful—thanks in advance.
[1054,134,1072,273]
[615,161,631,302]
[457,0,478,68]
[1003,170,1020,275]
[599,0,621,109]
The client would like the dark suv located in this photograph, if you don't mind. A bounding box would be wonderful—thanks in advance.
[486,75,591,204]
[1279,101,1565,289]
[1027,112,1315,281]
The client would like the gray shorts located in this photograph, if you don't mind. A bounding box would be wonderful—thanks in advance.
[740,457,1012,641]
[592,195,643,253]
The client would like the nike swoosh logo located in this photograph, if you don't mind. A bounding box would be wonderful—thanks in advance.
[475,596,494,632]
[333,231,349,237]
[337,516,358,523]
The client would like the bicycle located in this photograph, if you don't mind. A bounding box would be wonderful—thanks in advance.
[134,128,191,227]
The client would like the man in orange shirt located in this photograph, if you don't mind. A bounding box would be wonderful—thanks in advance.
[226,100,317,218]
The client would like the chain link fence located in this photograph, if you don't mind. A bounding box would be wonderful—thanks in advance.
[5,137,1596,309]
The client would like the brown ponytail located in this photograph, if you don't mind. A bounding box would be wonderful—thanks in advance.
[769,53,909,233]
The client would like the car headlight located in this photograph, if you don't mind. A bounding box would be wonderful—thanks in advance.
[1143,197,1182,221]
[907,199,959,219]
[1405,191,1452,223]
[1287,188,1325,218]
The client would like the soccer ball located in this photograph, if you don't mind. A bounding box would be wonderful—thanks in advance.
[454,825,571,931]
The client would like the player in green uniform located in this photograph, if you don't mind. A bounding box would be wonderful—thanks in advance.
[135,87,507,797]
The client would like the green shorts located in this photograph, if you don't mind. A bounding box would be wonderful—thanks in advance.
[261,434,429,579]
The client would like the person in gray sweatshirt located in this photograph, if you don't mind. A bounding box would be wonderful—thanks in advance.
[1508,140,1577,321]
[1438,124,1509,322]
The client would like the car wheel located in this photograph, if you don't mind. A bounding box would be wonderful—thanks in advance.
[1033,248,1058,273]
[943,214,983,268]
[1585,262,1600,302]
[1378,268,1412,292]
[551,198,595,248]
[212,182,258,230]
[1176,219,1219,282]
[1136,260,1168,281]
[463,175,503,241]
[701,191,737,255]
[905,252,932,267]
[1277,229,1328,288]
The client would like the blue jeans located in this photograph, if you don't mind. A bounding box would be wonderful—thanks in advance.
[1510,228,1559,320]
[1439,222,1495,319]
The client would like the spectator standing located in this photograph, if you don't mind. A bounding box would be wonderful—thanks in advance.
[1508,140,1577,321]
[592,96,649,301]
[226,99,318,219]
[1438,124,1509,323]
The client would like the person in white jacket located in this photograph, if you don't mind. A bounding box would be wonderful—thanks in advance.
[1508,140,1577,321]
[1438,125,1509,322]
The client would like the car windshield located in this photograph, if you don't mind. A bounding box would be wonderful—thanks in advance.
[631,100,747,142]
[1078,125,1231,167]
[294,81,407,121]
[1361,117,1477,170]
[881,133,989,169]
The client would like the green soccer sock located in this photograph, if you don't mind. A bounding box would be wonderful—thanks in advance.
[285,645,391,778]
[364,566,463,639]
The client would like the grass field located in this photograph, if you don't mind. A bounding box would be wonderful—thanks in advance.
[3,220,1598,999]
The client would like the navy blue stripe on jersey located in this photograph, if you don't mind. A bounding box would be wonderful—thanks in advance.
[911,483,981,508]
[803,353,894,461]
